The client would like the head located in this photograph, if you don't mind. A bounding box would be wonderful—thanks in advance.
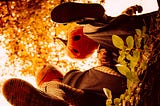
[66,25,99,59]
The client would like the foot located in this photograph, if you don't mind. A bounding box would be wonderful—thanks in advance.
[51,2,105,23]
[2,78,69,106]
[36,65,64,87]
[41,81,84,106]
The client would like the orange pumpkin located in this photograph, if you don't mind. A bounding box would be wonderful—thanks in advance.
[67,26,99,59]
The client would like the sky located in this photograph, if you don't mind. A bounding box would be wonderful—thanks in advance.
[104,0,159,16]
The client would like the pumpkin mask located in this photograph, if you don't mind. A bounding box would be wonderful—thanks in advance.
[66,26,99,59]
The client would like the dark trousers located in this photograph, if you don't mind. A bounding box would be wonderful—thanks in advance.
[62,67,127,106]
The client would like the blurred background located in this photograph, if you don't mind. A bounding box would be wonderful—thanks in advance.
[0,0,158,105]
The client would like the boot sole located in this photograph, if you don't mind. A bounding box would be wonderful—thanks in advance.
[2,78,69,106]
[51,2,105,23]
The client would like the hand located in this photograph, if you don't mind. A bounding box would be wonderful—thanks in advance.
[97,49,111,67]
[122,5,143,16]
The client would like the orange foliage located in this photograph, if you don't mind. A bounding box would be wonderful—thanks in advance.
[0,0,99,76]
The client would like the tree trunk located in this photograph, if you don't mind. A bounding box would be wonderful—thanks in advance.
[139,36,160,106]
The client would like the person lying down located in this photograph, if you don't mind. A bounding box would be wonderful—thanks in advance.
[2,2,159,106]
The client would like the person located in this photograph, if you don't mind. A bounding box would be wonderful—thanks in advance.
[2,2,159,106]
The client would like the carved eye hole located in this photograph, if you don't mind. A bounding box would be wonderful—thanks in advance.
[72,49,79,54]
[73,35,81,41]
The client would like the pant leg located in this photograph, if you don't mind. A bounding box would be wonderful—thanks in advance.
[62,67,127,98]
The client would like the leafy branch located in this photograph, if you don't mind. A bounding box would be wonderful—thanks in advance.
[104,24,160,106]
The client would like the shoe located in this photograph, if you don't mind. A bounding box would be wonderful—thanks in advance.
[2,78,69,106]
[36,65,64,87]
[40,81,84,105]
[51,2,105,23]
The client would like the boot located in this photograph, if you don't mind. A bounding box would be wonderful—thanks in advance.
[51,2,106,23]
[2,78,69,106]
[3,78,85,106]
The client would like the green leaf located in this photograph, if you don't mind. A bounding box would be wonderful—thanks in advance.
[126,71,139,82]
[118,54,125,62]
[106,99,112,106]
[117,65,130,76]
[103,88,112,106]
[126,54,133,60]
[130,61,137,71]
[120,94,125,100]
[127,79,132,89]
[118,60,127,66]
[114,98,121,105]
[133,50,140,61]
[125,95,131,101]
[135,29,141,37]
[126,71,133,81]
[135,29,142,48]
[103,88,112,99]
[112,35,124,49]
[126,36,134,50]
[129,50,140,70]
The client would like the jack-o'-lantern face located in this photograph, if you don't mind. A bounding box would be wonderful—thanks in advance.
[67,26,99,59]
